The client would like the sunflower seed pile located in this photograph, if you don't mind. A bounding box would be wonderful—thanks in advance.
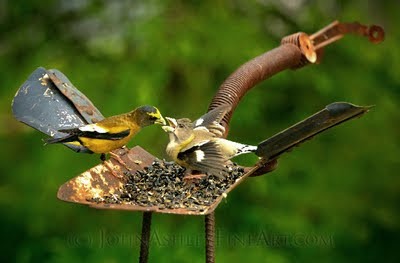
[87,160,245,211]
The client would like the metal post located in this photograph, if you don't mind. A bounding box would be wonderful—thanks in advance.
[139,212,152,263]
[205,212,216,263]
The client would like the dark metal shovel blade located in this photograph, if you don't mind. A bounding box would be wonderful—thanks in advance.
[11,67,104,153]
[47,69,104,123]
[256,102,371,160]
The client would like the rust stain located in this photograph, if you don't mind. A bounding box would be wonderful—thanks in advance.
[47,69,104,124]
[57,146,256,215]
[310,20,384,51]
[58,147,153,203]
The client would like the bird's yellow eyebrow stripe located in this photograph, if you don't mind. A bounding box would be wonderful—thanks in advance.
[148,110,161,118]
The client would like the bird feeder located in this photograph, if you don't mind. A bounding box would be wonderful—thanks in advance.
[12,20,384,263]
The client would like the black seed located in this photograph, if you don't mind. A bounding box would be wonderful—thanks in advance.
[87,160,245,212]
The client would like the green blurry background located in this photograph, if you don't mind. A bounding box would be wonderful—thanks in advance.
[0,0,399,262]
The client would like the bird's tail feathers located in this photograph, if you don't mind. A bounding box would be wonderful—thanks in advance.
[217,139,257,158]
[44,135,76,145]
[234,144,257,157]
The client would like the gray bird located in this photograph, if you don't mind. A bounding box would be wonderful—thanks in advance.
[162,105,256,177]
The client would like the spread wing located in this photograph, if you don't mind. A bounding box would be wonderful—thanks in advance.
[178,140,229,178]
[193,105,231,137]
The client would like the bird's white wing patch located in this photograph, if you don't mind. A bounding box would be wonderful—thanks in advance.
[194,150,205,161]
[195,118,204,126]
[216,139,257,158]
[79,124,107,133]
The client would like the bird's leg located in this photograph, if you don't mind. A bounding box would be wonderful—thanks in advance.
[109,151,132,172]
[100,153,121,177]
[121,145,129,152]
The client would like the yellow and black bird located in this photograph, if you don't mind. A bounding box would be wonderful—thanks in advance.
[46,105,166,163]
[162,105,257,177]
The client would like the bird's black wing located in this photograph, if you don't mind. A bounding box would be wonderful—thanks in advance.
[193,105,231,137]
[178,141,229,178]
[57,127,131,140]
[45,126,130,144]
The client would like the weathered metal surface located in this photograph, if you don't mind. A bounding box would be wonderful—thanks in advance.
[58,146,264,215]
[47,69,104,123]
[58,146,209,215]
[256,102,371,160]
[206,20,385,134]
[139,212,153,263]
[12,67,93,153]
[310,21,384,51]
[281,32,317,67]
[208,44,303,135]
[57,147,153,205]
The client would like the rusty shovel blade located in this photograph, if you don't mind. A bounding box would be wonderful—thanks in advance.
[57,146,243,215]
[256,102,371,160]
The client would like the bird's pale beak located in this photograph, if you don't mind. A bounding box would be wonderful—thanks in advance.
[162,125,175,133]
[162,117,177,133]
[155,116,167,126]
[166,117,177,127]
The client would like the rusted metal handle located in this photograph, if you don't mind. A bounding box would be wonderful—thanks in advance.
[208,44,303,135]
[310,20,384,50]
[208,20,384,135]
[206,32,315,181]
[206,20,384,179]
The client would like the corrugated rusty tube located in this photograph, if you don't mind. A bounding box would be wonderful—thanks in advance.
[205,212,215,263]
[208,43,304,135]
[204,40,306,263]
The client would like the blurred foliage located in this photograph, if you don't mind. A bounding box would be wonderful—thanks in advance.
[0,0,399,262]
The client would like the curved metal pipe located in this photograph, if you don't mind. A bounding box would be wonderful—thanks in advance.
[208,44,303,136]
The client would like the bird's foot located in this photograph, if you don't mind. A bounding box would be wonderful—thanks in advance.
[119,146,130,155]
[102,160,122,178]
[109,151,132,172]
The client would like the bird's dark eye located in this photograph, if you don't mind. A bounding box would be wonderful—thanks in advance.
[178,124,184,128]
[149,116,157,121]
